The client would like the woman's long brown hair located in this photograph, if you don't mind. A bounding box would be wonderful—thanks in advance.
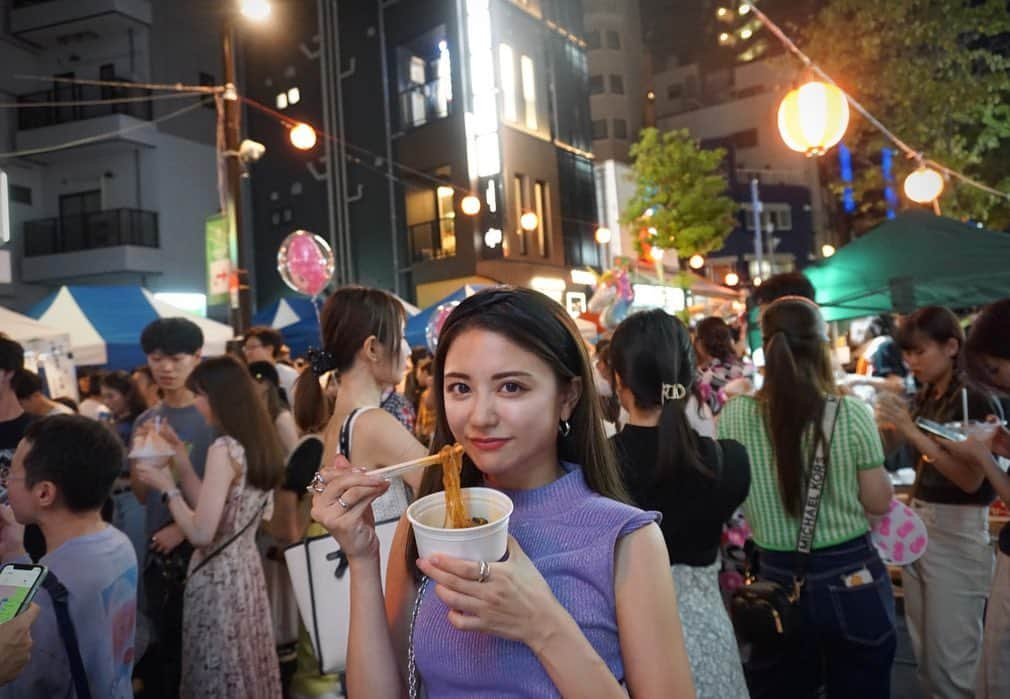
[293,286,406,433]
[405,287,628,579]
[187,355,285,491]
[758,297,838,517]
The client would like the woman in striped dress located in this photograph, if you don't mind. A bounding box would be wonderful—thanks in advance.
[718,296,897,699]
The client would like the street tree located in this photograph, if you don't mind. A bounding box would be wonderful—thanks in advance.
[621,128,738,263]
[800,0,1010,228]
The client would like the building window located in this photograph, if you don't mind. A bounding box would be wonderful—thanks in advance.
[290,181,303,196]
[407,166,457,261]
[9,184,31,205]
[534,180,548,257]
[585,30,601,50]
[606,30,621,49]
[613,118,627,140]
[741,202,793,231]
[609,74,624,94]
[499,44,518,123]
[666,83,683,99]
[397,26,453,130]
[287,87,301,105]
[589,75,604,95]
[520,55,537,130]
[514,174,528,255]
[276,92,288,110]
[199,72,216,110]
[591,119,608,140]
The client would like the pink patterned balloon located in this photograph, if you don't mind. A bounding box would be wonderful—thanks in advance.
[277,231,335,297]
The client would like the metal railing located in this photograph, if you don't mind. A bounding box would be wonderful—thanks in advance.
[398,78,451,130]
[24,209,159,257]
[17,80,153,130]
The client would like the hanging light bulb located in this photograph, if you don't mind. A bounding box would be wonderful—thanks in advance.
[289,123,317,150]
[725,272,740,286]
[821,244,836,258]
[650,246,665,262]
[903,166,944,204]
[520,212,539,231]
[461,195,481,216]
[594,226,612,245]
[777,81,850,156]
[689,254,705,269]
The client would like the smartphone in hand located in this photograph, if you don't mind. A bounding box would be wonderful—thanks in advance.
[915,418,968,443]
[0,563,47,624]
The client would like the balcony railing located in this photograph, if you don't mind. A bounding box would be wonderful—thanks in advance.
[409,218,456,263]
[17,80,153,131]
[399,78,452,131]
[24,209,159,257]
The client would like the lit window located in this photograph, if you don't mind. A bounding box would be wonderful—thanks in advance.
[499,44,517,123]
[291,181,303,196]
[520,55,537,130]
[287,87,301,105]
[276,92,288,110]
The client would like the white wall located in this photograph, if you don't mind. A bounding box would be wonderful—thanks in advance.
[148,132,218,294]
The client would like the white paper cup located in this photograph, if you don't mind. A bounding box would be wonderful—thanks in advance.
[952,421,1000,442]
[406,487,513,562]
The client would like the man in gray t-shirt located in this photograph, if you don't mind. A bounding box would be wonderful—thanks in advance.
[134,404,213,540]
[128,317,213,699]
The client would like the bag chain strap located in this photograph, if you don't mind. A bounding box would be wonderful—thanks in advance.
[407,577,429,699]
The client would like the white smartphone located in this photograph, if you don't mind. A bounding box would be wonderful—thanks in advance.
[0,563,48,624]
[915,418,968,443]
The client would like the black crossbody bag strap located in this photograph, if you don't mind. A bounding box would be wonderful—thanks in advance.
[789,395,841,600]
[187,494,269,580]
[42,573,93,699]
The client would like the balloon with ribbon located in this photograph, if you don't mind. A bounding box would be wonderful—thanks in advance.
[426,300,460,354]
[277,230,335,297]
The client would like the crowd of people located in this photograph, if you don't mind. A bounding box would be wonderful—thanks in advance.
[1,276,1009,699]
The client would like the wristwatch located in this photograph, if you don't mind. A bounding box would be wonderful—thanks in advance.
[161,487,182,504]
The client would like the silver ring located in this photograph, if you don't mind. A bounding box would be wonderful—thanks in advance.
[337,496,350,510]
[307,472,326,494]
[477,560,490,584]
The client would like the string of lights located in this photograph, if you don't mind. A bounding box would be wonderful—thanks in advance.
[750,4,1010,202]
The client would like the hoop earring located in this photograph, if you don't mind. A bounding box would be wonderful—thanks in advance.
[558,419,571,437]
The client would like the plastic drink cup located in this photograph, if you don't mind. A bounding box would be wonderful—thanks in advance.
[407,487,513,562]
[951,420,1001,442]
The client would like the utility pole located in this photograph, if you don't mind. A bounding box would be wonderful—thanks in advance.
[222,24,252,334]
[749,177,764,282]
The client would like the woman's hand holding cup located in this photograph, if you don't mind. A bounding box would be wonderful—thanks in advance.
[310,455,391,561]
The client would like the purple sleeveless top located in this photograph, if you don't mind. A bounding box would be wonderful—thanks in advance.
[412,463,659,697]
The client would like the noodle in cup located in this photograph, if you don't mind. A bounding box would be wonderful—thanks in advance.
[407,487,513,562]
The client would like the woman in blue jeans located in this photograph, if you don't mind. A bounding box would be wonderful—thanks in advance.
[719,296,896,697]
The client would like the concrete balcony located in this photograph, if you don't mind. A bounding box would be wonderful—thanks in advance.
[14,80,158,155]
[21,208,162,282]
[12,0,151,47]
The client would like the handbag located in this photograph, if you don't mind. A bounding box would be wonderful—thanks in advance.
[730,395,841,647]
[284,408,410,675]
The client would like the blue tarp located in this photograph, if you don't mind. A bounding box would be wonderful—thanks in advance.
[405,285,490,349]
[252,297,322,359]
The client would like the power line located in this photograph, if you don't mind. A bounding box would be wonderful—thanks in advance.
[14,74,221,94]
[750,4,1010,202]
[0,100,207,160]
[0,92,205,109]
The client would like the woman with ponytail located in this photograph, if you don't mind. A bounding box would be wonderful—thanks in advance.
[609,309,750,698]
[718,296,895,698]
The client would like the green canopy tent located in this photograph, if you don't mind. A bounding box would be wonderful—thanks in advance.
[805,211,1010,322]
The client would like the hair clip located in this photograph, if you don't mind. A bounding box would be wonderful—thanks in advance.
[306,347,338,377]
[661,383,687,404]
